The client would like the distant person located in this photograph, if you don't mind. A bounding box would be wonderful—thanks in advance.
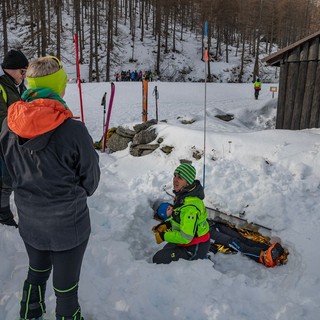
[152,164,210,264]
[0,56,100,320]
[0,49,29,227]
[254,78,262,100]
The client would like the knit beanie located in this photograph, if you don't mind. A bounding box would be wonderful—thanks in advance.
[174,163,196,185]
[26,57,68,96]
[1,49,29,69]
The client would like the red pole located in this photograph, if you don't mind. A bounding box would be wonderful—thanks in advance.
[74,33,85,123]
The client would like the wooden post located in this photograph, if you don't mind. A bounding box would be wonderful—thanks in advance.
[269,86,277,98]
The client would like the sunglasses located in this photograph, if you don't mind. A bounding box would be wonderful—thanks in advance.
[20,69,27,75]
[50,56,63,69]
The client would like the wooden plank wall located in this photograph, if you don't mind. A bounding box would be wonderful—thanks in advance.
[276,36,320,129]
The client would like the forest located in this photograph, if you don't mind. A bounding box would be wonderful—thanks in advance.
[1,0,319,82]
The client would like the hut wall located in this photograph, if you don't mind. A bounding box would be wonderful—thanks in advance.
[275,35,320,130]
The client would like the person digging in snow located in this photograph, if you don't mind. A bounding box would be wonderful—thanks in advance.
[152,163,211,264]
[153,164,286,267]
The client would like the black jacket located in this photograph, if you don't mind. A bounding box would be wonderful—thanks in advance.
[0,67,27,129]
[0,118,100,251]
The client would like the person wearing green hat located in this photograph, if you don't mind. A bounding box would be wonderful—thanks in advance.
[152,163,210,264]
[0,56,100,320]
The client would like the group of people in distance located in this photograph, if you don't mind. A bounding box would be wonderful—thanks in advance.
[115,69,155,82]
[0,50,284,320]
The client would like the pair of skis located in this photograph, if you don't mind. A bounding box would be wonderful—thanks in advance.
[101,82,115,153]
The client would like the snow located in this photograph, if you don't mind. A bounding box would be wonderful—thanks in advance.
[1,80,320,320]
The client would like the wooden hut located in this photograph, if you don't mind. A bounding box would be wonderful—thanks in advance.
[262,31,320,130]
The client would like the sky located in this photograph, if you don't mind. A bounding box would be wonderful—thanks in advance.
[1,80,320,320]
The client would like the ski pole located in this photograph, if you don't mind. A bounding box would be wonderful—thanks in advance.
[101,92,107,137]
[102,82,115,153]
[203,21,209,189]
[153,86,159,123]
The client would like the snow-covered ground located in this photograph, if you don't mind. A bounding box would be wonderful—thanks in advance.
[1,81,320,320]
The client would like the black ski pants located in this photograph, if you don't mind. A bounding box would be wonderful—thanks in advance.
[210,223,269,262]
[153,239,210,264]
[23,239,88,318]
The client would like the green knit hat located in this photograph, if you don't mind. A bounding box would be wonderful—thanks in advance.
[26,57,68,95]
[174,163,196,185]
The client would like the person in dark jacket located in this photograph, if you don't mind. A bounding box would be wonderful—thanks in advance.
[209,221,285,267]
[0,49,29,227]
[152,164,210,264]
[0,56,100,320]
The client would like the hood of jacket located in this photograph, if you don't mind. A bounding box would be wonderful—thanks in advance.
[8,89,73,141]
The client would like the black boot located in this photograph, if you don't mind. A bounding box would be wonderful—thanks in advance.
[0,206,18,227]
[20,281,46,319]
[56,308,84,320]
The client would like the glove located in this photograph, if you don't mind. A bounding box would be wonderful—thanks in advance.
[154,231,165,244]
[152,221,170,233]
[0,207,18,228]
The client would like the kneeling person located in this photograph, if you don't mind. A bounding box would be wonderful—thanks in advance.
[152,164,210,264]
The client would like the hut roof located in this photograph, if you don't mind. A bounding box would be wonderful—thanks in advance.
[262,31,320,66]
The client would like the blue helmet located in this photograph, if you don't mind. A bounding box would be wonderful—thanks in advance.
[157,202,172,220]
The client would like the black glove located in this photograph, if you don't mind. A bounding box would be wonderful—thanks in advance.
[0,207,18,228]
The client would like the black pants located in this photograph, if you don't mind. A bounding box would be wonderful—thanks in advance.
[153,239,210,264]
[23,239,88,318]
[0,158,12,208]
[210,223,269,262]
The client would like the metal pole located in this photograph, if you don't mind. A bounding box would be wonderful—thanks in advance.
[203,21,209,189]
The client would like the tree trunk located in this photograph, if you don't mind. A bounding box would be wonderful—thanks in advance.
[1,0,8,54]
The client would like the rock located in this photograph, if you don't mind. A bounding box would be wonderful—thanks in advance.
[133,119,157,133]
[132,128,157,145]
[130,143,159,156]
[215,113,234,122]
[106,133,132,153]
[160,145,174,154]
[116,126,136,138]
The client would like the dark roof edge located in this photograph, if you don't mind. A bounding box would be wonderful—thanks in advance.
[262,30,320,66]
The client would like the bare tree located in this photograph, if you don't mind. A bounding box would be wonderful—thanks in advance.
[1,0,8,54]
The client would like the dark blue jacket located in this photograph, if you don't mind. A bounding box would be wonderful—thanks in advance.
[0,117,100,251]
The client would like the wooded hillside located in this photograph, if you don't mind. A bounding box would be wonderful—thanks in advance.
[1,0,319,82]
